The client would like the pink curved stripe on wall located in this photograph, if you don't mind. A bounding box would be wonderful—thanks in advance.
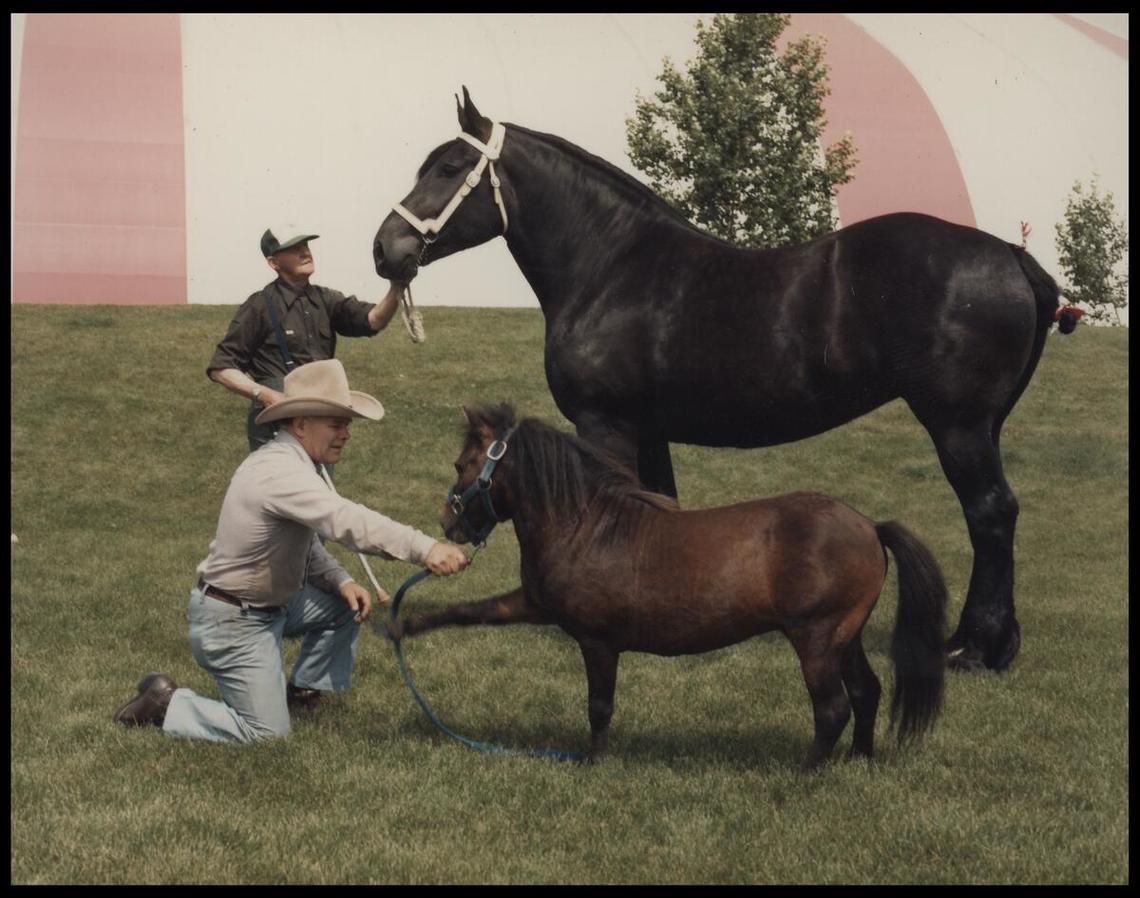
[13,13,187,304]
[1053,14,1128,60]
[784,14,976,229]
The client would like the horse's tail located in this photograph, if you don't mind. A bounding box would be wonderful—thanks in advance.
[1009,242,1075,334]
[997,244,1070,436]
[875,520,948,744]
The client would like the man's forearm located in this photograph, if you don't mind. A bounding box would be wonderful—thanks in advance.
[209,367,262,401]
[368,283,402,333]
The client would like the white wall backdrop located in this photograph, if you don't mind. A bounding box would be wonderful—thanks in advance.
[849,13,1128,315]
[179,13,704,308]
[12,13,1128,318]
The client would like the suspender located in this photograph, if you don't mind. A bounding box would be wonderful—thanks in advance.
[263,292,297,372]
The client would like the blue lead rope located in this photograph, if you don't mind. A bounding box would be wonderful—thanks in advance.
[382,568,584,763]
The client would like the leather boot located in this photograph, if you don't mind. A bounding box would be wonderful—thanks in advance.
[287,683,322,711]
[113,672,178,727]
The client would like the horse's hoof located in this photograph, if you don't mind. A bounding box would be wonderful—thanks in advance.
[947,619,1019,673]
[946,644,988,673]
[382,618,405,642]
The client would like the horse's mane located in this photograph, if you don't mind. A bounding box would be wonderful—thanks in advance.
[419,122,724,244]
[507,124,722,241]
[465,403,677,538]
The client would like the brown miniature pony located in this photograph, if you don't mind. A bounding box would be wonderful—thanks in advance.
[392,404,948,767]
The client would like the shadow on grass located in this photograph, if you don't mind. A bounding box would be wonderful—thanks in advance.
[381,707,811,773]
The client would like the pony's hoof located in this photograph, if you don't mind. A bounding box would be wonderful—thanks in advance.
[383,618,405,642]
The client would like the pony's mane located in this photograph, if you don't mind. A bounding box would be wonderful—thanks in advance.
[464,404,677,534]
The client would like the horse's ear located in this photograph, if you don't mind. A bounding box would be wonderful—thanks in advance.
[461,405,489,436]
[500,402,517,431]
[456,85,492,141]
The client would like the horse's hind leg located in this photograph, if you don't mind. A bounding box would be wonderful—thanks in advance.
[789,629,851,769]
[577,638,619,764]
[927,421,1020,672]
[841,635,881,760]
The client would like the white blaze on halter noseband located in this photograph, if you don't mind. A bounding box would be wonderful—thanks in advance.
[393,122,509,240]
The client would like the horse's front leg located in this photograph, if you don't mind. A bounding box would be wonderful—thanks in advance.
[574,412,677,500]
[578,638,620,765]
[387,586,550,641]
[573,411,639,479]
[637,434,677,499]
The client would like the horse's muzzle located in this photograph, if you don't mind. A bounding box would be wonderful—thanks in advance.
[440,506,469,545]
[373,218,422,282]
[375,253,418,283]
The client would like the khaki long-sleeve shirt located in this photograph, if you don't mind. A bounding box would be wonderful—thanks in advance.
[196,430,438,606]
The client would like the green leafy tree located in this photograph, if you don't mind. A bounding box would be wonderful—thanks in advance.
[1054,177,1129,325]
[625,13,857,248]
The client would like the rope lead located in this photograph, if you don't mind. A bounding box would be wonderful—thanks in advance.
[381,568,583,763]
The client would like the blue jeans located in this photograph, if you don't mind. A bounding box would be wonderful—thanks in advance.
[246,378,283,453]
[162,582,360,743]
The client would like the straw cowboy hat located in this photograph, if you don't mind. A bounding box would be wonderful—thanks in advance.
[255,359,384,425]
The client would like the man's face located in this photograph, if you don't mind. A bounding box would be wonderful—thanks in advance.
[292,415,352,465]
[268,242,315,281]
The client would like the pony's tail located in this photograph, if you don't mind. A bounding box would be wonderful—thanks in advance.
[876,520,948,744]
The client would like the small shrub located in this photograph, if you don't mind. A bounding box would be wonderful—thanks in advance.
[1054,177,1128,326]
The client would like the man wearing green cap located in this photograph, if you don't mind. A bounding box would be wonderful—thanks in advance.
[207,227,402,452]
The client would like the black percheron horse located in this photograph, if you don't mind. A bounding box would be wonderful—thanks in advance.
[374,88,1070,672]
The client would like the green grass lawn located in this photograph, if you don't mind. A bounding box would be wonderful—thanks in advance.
[9,305,1128,884]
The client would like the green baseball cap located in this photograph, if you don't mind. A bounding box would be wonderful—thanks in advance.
[261,228,320,257]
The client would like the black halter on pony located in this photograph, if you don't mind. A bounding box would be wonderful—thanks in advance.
[446,425,517,546]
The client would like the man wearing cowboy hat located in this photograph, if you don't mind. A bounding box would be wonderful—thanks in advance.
[113,359,468,742]
[207,226,403,453]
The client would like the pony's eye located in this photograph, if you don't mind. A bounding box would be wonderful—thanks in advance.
[440,163,462,178]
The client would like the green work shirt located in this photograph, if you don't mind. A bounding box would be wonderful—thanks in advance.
[207,278,377,387]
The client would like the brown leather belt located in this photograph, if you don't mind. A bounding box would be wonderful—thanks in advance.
[197,578,283,614]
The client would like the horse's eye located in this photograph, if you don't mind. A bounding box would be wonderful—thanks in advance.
[440,163,461,178]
